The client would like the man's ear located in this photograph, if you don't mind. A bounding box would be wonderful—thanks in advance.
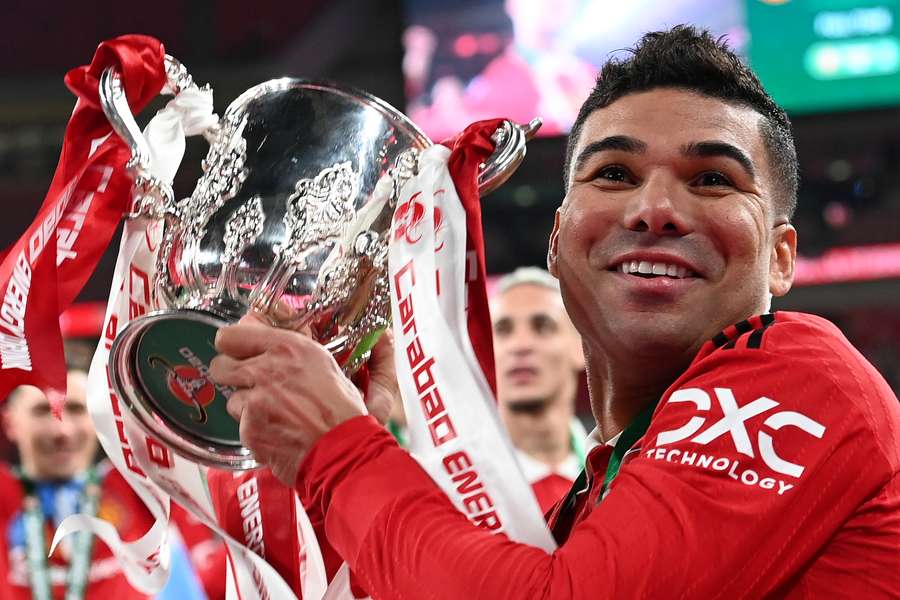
[769,223,797,297]
[547,209,562,278]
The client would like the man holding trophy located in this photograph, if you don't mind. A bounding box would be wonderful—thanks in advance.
[0,22,898,600]
[210,26,900,599]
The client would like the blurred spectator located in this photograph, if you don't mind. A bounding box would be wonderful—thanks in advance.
[409,0,596,138]
[0,339,214,599]
[491,267,587,513]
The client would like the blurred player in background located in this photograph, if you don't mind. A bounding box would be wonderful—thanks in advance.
[491,267,587,512]
[0,339,218,599]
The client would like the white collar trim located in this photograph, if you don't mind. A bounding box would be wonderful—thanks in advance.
[515,449,582,483]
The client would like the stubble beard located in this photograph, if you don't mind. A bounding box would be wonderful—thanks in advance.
[505,397,550,415]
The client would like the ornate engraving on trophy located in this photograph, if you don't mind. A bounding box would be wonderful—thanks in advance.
[164,56,198,97]
[222,196,265,264]
[154,217,181,309]
[214,196,265,301]
[281,161,359,261]
[190,114,250,238]
[316,233,387,336]
[308,233,386,351]
[390,148,420,203]
[248,161,359,317]
[175,114,250,305]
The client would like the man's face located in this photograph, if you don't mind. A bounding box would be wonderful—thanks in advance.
[4,371,97,480]
[492,284,584,409]
[550,88,795,360]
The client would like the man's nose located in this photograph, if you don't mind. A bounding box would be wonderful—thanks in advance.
[48,415,77,437]
[622,173,692,236]
[505,327,536,354]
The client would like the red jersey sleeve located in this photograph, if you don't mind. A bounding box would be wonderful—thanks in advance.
[296,312,900,599]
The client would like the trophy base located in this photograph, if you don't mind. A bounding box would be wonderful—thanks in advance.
[108,309,259,470]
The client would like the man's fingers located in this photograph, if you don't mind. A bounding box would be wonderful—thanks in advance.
[226,389,251,422]
[208,354,255,388]
[366,330,400,425]
[369,329,396,381]
[238,310,271,326]
[215,319,277,359]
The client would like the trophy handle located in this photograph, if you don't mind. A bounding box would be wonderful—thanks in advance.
[477,118,542,195]
[98,55,216,220]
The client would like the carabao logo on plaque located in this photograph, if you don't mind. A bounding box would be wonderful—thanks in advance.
[147,355,216,423]
[133,318,241,446]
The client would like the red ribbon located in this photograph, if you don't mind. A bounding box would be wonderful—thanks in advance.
[208,468,304,596]
[442,119,503,398]
[0,35,166,412]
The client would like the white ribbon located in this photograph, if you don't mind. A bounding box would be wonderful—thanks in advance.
[387,145,556,550]
[143,86,217,184]
[50,88,223,590]
[50,86,220,594]
[51,194,173,593]
[60,84,327,600]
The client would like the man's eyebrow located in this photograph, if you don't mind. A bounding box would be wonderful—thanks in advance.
[682,141,756,179]
[530,313,559,325]
[573,135,647,175]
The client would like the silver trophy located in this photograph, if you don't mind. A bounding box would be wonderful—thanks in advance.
[102,56,540,470]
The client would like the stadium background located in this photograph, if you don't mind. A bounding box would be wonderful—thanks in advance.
[0,0,897,431]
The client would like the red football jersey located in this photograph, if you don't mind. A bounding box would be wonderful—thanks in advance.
[0,464,153,600]
[516,450,581,515]
[169,503,227,600]
[297,312,900,598]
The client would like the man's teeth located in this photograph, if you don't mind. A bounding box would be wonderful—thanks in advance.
[616,260,693,278]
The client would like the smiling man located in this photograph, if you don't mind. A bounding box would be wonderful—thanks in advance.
[212,26,900,598]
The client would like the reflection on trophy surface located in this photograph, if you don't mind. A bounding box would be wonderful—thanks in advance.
[104,56,540,470]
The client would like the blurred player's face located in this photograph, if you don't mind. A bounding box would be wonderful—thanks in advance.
[492,284,584,410]
[550,88,795,361]
[4,371,97,480]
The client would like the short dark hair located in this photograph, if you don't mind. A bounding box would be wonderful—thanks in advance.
[564,25,798,220]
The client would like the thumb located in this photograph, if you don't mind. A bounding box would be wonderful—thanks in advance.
[238,310,271,327]
[365,329,399,426]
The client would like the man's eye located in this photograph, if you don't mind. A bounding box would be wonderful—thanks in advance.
[31,406,52,417]
[594,166,633,184]
[66,404,88,416]
[532,316,558,335]
[694,172,733,187]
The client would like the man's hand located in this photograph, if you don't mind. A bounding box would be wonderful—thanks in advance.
[210,313,391,486]
[363,328,400,426]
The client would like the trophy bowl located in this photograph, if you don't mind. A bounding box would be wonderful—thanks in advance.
[102,57,539,469]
